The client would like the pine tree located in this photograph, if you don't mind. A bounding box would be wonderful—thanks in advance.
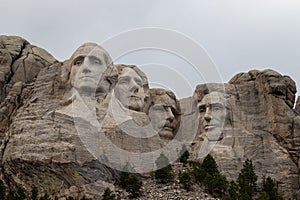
[154,153,173,183]
[31,186,38,200]
[124,174,142,197]
[203,173,228,196]
[191,161,206,184]
[102,188,116,200]
[237,159,257,198]
[238,191,252,200]
[6,190,16,200]
[257,192,270,200]
[39,192,51,200]
[202,154,219,175]
[119,172,142,197]
[193,155,228,197]
[179,171,192,190]
[0,180,6,200]
[16,187,26,200]
[179,145,190,164]
[261,176,283,200]
[228,181,239,200]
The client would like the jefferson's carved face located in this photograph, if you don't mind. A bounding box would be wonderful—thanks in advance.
[149,94,178,140]
[198,92,226,141]
[114,67,145,111]
[70,45,108,94]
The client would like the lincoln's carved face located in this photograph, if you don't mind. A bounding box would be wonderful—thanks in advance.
[70,44,110,95]
[149,94,178,140]
[114,67,145,111]
[198,92,226,141]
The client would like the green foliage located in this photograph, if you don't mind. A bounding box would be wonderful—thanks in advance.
[39,192,51,200]
[179,145,190,164]
[119,172,142,197]
[228,181,239,200]
[154,154,174,183]
[178,171,192,190]
[191,162,206,184]
[202,154,219,175]
[0,180,5,200]
[16,187,26,200]
[6,191,16,200]
[102,188,116,200]
[190,155,228,197]
[261,176,283,200]
[238,191,252,200]
[154,165,174,183]
[31,186,38,200]
[257,192,270,200]
[237,159,258,198]
[203,173,228,196]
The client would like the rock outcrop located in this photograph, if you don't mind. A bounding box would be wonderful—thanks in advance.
[187,69,300,199]
[0,36,299,199]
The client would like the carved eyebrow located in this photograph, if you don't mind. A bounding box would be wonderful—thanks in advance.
[87,55,103,65]
[118,76,130,82]
[72,56,84,65]
[210,103,225,107]
[134,77,142,85]
[198,104,206,112]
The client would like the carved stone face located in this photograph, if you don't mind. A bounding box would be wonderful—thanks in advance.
[114,67,145,111]
[70,44,109,95]
[149,94,178,140]
[198,91,226,141]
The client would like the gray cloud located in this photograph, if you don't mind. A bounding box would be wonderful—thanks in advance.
[1,0,300,98]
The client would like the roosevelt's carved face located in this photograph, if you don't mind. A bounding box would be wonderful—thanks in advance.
[70,44,109,95]
[114,67,145,111]
[198,92,226,141]
[149,94,178,140]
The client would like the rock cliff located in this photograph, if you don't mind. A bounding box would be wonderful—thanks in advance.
[0,36,299,199]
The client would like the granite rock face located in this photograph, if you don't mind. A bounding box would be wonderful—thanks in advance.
[187,69,300,199]
[0,36,299,199]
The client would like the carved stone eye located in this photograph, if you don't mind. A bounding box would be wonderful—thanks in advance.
[198,105,206,113]
[73,57,84,66]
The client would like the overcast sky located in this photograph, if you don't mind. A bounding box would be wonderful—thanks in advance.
[1,0,300,99]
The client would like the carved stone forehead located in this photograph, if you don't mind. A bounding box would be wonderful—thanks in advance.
[116,64,148,88]
[199,91,226,106]
[148,89,179,112]
[153,94,176,107]
[118,67,140,78]
[70,43,112,65]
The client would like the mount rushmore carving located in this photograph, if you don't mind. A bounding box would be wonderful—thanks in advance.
[0,36,299,199]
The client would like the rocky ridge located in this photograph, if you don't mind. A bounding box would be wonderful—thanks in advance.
[0,36,299,199]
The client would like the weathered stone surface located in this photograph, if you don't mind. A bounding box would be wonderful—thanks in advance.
[0,36,57,160]
[0,36,299,199]
[296,96,300,114]
[189,69,300,199]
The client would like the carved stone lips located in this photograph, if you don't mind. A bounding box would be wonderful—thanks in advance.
[204,124,218,131]
[163,123,174,131]
[79,76,96,80]
[130,95,142,100]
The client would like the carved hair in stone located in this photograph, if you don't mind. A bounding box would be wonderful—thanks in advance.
[144,88,181,140]
[113,64,148,112]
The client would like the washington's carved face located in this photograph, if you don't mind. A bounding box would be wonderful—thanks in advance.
[198,92,226,141]
[70,45,109,94]
[114,67,145,111]
[149,94,178,140]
